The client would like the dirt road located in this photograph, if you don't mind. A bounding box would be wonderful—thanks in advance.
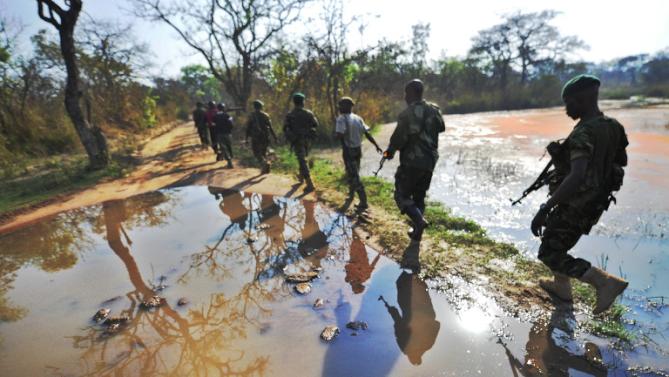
[0,123,316,234]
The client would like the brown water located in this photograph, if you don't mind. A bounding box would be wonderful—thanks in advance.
[0,186,646,376]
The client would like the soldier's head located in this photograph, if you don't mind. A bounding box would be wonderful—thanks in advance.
[338,97,354,114]
[217,102,225,111]
[196,101,203,108]
[252,99,264,110]
[207,101,216,109]
[404,79,424,105]
[562,74,600,120]
[293,92,305,107]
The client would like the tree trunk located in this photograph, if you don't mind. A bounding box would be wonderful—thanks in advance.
[58,6,109,169]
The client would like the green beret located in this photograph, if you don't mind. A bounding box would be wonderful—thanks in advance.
[293,92,305,101]
[561,74,601,98]
[252,99,264,108]
[338,96,354,106]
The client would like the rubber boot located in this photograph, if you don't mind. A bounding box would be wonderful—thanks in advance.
[355,188,368,211]
[578,267,629,315]
[405,205,428,241]
[539,272,573,302]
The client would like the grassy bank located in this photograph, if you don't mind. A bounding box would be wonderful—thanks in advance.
[266,145,633,342]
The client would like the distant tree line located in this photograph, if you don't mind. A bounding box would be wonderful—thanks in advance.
[1,1,668,172]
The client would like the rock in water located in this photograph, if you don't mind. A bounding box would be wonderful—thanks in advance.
[294,283,311,295]
[346,321,368,331]
[177,297,189,306]
[93,308,110,322]
[320,326,340,341]
[140,296,165,309]
[313,298,324,308]
[285,271,319,283]
[104,316,130,325]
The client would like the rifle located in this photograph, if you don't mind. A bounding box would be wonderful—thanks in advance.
[373,156,386,177]
[510,160,554,206]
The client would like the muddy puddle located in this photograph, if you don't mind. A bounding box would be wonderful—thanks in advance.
[363,102,669,374]
[0,186,655,376]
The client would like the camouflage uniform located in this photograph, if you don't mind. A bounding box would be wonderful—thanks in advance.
[246,110,276,171]
[539,114,628,277]
[387,100,445,214]
[284,106,319,182]
[214,110,234,163]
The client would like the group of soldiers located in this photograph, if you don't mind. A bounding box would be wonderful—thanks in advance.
[191,74,629,316]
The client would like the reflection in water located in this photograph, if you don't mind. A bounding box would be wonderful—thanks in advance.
[502,304,607,377]
[380,271,441,365]
[345,238,380,294]
[298,200,329,267]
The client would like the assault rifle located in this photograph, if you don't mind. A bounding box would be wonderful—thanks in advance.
[373,155,387,176]
[510,160,554,206]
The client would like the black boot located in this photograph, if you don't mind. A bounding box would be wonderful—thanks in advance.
[405,205,428,241]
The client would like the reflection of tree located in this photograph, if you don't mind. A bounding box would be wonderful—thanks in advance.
[90,190,178,235]
[501,304,607,377]
[0,209,93,322]
[68,196,271,376]
[380,270,441,365]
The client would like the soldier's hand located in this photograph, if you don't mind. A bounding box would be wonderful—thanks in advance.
[531,206,549,237]
[383,150,394,160]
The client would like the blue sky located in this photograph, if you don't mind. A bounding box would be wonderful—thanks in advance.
[5,0,669,77]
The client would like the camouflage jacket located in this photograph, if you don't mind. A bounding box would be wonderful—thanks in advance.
[388,100,445,171]
[283,107,319,142]
[246,110,276,142]
[562,113,628,207]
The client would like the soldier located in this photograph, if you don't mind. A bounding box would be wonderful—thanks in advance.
[245,99,277,174]
[192,102,209,148]
[531,74,629,315]
[214,102,234,168]
[335,96,383,210]
[284,92,319,192]
[205,101,218,155]
[383,79,445,265]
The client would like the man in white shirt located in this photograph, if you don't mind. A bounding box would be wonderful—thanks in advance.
[335,97,383,210]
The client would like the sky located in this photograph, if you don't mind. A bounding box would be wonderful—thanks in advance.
[5,0,669,77]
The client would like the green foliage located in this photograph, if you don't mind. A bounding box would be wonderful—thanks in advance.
[141,92,158,129]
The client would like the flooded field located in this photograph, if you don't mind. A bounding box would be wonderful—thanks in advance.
[0,186,655,376]
[363,102,669,375]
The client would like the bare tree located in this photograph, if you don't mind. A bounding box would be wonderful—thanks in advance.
[36,0,109,169]
[133,0,310,110]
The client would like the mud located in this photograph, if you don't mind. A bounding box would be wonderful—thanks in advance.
[0,186,649,376]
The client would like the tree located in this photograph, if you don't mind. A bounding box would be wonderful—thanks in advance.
[469,23,514,92]
[134,0,310,110]
[410,23,430,77]
[36,0,109,169]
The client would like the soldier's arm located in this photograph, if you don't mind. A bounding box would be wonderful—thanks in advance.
[387,113,410,155]
[266,114,278,142]
[245,118,251,142]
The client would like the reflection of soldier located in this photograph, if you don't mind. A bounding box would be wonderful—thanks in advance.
[500,305,606,376]
[209,187,249,231]
[298,201,328,267]
[531,75,628,315]
[379,271,440,365]
[192,102,209,147]
[284,92,318,192]
[344,238,380,294]
[246,100,278,174]
[383,79,445,265]
[259,194,286,248]
[335,97,383,211]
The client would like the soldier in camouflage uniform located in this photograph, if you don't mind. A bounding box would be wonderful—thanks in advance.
[531,74,629,315]
[284,93,319,192]
[192,102,209,148]
[384,80,445,266]
[245,99,277,174]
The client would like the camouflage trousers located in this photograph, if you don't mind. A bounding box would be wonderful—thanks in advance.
[291,138,312,180]
[394,165,433,214]
[251,139,270,169]
[342,146,366,204]
[215,132,233,162]
[538,204,602,278]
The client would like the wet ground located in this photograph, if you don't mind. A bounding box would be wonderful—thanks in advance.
[0,186,649,376]
[362,102,669,375]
